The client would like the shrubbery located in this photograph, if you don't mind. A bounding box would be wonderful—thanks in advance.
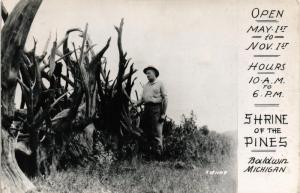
[163,111,236,165]
[61,111,236,167]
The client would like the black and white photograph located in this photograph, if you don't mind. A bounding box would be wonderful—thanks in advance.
[1,0,299,193]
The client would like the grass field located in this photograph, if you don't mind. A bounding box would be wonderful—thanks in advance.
[32,159,236,193]
[32,115,237,193]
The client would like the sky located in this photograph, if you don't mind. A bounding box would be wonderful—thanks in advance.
[3,0,238,132]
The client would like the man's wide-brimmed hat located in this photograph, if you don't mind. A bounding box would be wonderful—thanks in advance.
[143,65,159,77]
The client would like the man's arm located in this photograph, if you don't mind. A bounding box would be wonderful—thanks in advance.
[161,98,168,116]
[160,82,168,117]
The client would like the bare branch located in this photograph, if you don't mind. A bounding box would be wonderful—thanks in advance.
[48,35,57,76]
[17,78,30,93]
[115,18,125,61]
[50,91,69,109]
[90,37,111,67]
[1,1,9,22]
[57,28,82,48]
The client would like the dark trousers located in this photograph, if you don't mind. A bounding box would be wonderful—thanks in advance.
[140,103,164,155]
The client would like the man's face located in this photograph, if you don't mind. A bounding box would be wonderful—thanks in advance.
[146,69,156,82]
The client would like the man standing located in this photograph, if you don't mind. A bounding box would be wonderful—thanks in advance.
[134,66,168,159]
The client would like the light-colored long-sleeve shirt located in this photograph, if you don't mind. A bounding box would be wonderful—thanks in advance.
[141,80,167,104]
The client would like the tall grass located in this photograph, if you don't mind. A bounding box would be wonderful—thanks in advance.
[33,160,236,193]
[32,111,236,193]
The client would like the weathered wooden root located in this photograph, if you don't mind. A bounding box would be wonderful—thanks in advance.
[1,130,36,193]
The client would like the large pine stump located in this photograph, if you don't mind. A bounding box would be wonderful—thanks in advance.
[1,130,35,193]
[1,0,43,192]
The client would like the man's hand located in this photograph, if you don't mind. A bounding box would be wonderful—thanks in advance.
[160,114,166,119]
[159,114,166,123]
